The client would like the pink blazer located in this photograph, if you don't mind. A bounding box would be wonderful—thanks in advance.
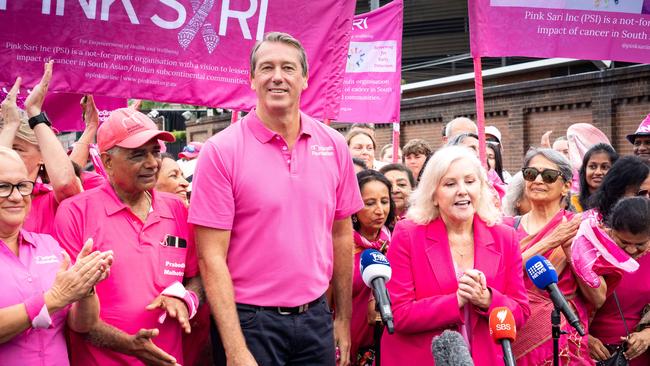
[380,216,530,365]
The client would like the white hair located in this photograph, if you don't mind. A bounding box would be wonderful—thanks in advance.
[406,146,501,226]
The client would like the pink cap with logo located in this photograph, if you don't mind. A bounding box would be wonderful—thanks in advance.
[97,108,175,152]
[627,114,650,143]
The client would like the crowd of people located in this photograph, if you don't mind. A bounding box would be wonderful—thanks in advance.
[0,32,649,366]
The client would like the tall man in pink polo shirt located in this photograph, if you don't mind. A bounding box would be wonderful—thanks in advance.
[54,108,202,366]
[189,32,363,366]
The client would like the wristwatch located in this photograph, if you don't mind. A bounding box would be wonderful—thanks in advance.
[28,112,51,129]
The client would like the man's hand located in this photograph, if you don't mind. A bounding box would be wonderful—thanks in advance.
[333,317,350,366]
[146,295,191,334]
[624,328,650,360]
[127,328,179,366]
[24,60,53,118]
[588,334,611,361]
[1,77,22,126]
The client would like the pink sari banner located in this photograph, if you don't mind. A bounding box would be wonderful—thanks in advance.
[469,0,650,63]
[336,0,403,124]
[0,1,355,120]
[43,94,127,132]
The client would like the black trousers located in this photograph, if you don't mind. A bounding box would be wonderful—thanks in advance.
[210,297,336,366]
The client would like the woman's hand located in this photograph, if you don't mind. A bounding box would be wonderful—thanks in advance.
[1,77,22,126]
[545,215,581,250]
[458,269,491,310]
[624,328,650,360]
[45,239,112,308]
[24,60,53,118]
[81,95,99,127]
[588,334,611,361]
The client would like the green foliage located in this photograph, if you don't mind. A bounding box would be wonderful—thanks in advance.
[170,130,186,140]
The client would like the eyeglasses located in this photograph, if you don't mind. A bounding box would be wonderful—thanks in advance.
[521,167,565,184]
[0,181,35,198]
[637,189,649,198]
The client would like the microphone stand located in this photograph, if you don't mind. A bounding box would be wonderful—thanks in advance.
[551,306,566,366]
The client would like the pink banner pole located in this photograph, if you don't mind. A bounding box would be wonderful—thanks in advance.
[392,122,400,163]
[231,110,239,124]
[472,56,487,169]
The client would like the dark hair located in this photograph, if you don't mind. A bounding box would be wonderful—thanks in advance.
[352,157,368,171]
[354,170,396,232]
[160,152,175,161]
[417,153,433,184]
[486,142,504,182]
[379,163,416,188]
[578,143,618,210]
[403,139,432,157]
[350,123,375,131]
[589,156,650,218]
[606,197,650,236]
[345,129,376,149]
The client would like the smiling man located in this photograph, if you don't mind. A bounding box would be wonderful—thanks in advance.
[189,32,363,366]
[54,108,202,366]
[627,114,650,162]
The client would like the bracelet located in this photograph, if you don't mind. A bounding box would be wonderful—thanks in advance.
[157,281,199,324]
[24,293,52,329]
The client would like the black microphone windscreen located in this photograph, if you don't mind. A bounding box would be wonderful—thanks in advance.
[431,330,474,366]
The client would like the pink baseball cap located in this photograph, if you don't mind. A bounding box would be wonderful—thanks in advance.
[627,114,650,144]
[97,108,175,153]
[178,141,203,160]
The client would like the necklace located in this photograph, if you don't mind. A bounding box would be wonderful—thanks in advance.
[451,243,472,258]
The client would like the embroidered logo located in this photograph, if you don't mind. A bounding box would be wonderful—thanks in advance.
[35,255,59,265]
[311,144,334,157]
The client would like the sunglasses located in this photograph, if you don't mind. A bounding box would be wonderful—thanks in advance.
[521,167,565,184]
[637,189,649,198]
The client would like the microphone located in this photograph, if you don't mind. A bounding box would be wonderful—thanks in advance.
[431,330,474,366]
[360,249,394,334]
[525,255,585,336]
[489,307,517,366]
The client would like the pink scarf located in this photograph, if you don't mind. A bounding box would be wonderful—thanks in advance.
[353,226,391,253]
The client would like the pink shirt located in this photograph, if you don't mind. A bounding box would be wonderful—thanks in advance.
[0,230,70,366]
[189,109,362,306]
[591,253,650,366]
[24,183,58,236]
[54,183,198,366]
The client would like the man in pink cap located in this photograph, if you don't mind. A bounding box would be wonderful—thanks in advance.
[627,114,650,162]
[54,107,202,366]
[189,32,362,366]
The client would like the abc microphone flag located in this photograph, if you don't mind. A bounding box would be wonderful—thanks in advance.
[489,307,517,366]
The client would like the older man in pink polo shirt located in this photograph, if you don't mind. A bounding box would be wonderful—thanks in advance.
[189,32,363,366]
[54,108,202,366]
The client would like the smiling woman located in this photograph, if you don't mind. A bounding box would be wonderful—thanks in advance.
[379,146,530,366]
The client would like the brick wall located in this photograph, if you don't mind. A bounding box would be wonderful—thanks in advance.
[394,64,650,172]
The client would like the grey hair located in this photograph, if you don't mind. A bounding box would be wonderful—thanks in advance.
[250,32,308,78]
[445,117,476,138]
[523,147,574,181]
[446,133,479,147]
[503,171,526,216]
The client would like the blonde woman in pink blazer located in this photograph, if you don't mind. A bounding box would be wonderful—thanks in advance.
[380,146,530,365]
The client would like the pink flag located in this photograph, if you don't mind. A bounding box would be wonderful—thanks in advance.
[42,93,127,132]
[0,1,355,120]
[336,0,403,124]
[469,0,650,63]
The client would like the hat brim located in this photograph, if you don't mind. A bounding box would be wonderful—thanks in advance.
[178,152,199,159]
[627,132,650,144]
[116,130,175,149]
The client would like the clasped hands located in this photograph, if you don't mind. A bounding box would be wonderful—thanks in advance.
[46,238,113,309]
[456,269,492,310]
